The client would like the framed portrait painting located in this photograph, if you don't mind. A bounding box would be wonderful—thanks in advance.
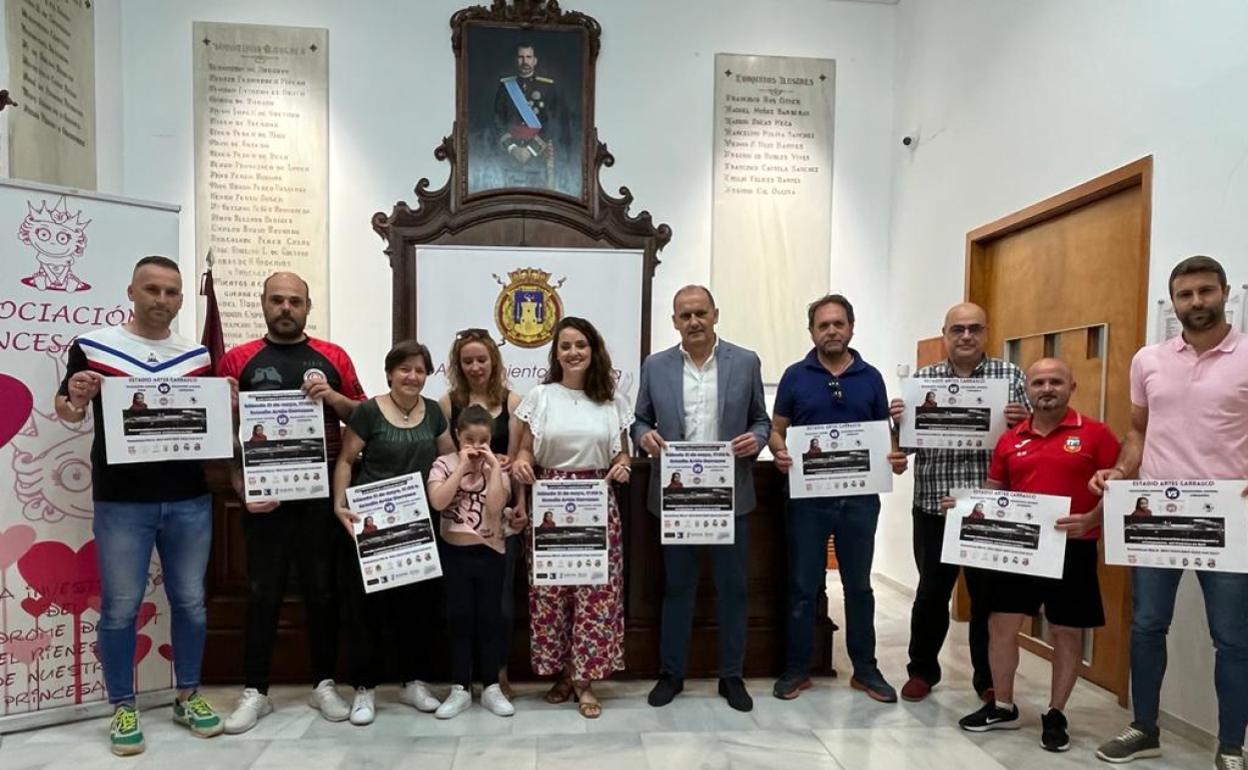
[455,10,598,205]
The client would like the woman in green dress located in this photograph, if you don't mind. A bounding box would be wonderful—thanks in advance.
[332,339,454,726]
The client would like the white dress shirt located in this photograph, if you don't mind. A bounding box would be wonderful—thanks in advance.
[681,339,720,441]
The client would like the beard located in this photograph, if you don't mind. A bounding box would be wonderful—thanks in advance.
[266,313,306,339]
[1033,395,1064,411]
[1178,305,1224,332]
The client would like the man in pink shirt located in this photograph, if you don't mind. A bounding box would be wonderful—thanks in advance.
[1091,256,1248,770]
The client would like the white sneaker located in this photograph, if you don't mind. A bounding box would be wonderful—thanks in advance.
[481,683,515,717]
[398,680,441,713]
[349,688,375,726]
[308,679,350,722]
[434,685,471,719]
[223,688,272,734]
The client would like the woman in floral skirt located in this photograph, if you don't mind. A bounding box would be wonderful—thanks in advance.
[511,316,633,719]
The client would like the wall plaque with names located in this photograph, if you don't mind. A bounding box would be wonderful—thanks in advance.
[5,0,96,188]
[711,54,835,382]
[193,21,328,345]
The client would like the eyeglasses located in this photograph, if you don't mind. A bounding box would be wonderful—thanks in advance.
[455,328,493,342]
[948,324,986,337]
[827,378,844,404]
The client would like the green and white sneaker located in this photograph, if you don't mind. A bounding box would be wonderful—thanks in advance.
[110,704,145,756]
[172,691,225,737]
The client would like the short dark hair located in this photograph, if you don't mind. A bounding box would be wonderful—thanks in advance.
[456,403,494,433]
[1169,255,1227,296]
[384,339,433,381]
[807,294,855,328]
[516,41,536,54]
[134,255,180,273]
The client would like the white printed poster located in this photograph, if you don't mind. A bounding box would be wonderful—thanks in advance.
[100,377,233,465]
[787,421,893,498]
[238,390,328,502]
[660,442,734,545]
[941,489,1071,579]
[414,245,643,403]
[899,377,1008,450]
[531,479,608,586]
[347,472,442,593]
[1104,480,1248,573]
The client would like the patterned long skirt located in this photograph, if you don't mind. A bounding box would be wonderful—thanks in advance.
[526,466,625,680]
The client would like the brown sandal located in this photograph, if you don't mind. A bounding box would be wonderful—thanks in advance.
[571,680,602,719]
[543,677,574,704]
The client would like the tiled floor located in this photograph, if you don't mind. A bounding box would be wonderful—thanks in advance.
[0,576,1216,769]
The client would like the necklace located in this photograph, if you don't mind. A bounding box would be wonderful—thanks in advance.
[560,382,585,404]
[390,395,421,423]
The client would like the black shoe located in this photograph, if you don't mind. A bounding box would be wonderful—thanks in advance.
[717,677,753,712]
[849,668,898,703]
[772,671,813,700]
[647,674,683,707]
[958,702,1020,732]
[1041,708,1070,752]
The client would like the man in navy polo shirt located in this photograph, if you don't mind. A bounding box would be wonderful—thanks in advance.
[769,293,908,702]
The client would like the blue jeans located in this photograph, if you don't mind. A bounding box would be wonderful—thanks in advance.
[93,494,212,705]
[785,495,880,678]
[1131,567,1248,747]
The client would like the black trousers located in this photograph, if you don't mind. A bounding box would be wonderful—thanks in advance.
[241,500,340,692]
[906,508,993,693]
[499,534,521,670]
[443,543,506,688]
[343,555,444,689]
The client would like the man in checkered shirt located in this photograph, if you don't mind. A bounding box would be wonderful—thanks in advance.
[889,302,1029,703]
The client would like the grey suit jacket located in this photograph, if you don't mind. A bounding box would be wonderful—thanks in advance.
[631,339,771,517]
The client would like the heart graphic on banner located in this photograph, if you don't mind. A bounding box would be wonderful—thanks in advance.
[17,540,100,616]
[0,373,34,450]
[158,643,173,662]
[133,635,152,665]
[0,525,37,570]
[135,601,157,630]
[21,596,52,618]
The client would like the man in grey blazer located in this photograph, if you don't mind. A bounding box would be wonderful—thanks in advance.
[633,285,771,712]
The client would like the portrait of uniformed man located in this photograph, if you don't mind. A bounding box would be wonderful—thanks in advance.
[465,26,585,198]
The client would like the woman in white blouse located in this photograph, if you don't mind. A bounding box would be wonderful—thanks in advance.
[512,316,633,719]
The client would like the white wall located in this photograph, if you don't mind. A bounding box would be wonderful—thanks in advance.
[116,0,897,396]
[883,0,1248,740]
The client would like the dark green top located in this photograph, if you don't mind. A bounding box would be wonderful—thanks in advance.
[348,396,448,486]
